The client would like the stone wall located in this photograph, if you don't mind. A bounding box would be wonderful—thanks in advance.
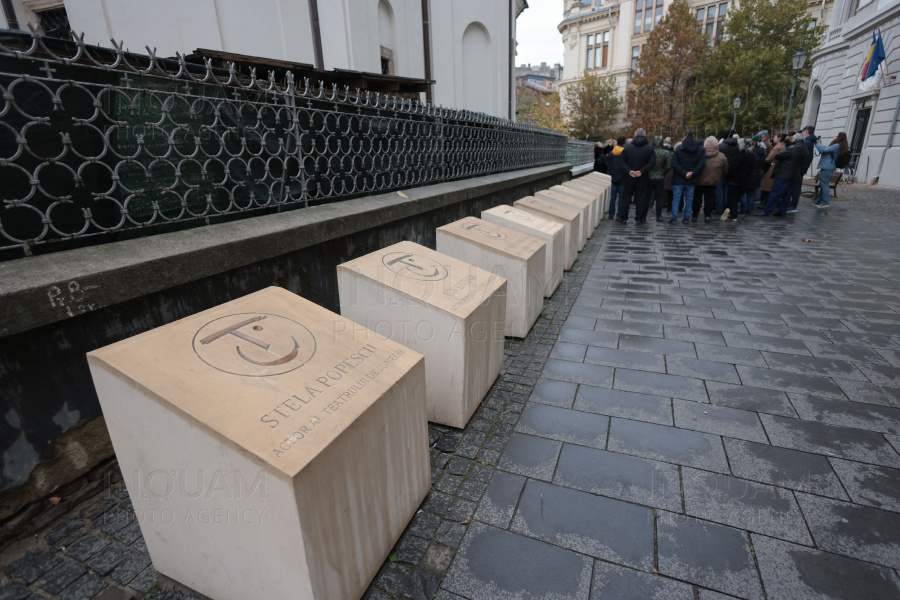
[0,163,571,540]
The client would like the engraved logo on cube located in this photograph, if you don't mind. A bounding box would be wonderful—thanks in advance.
[461,222,507,240]
[382,252,449,281]
[501,208,534,222]
[192,314,317,377]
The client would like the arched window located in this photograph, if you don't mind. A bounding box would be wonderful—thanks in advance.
[462,22,492,114]
[808,85,822,129]
[378,0,395,75]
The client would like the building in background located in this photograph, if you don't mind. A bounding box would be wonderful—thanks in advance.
[803,0,898,186]
[515,62,563,91]
[556,0,835,132]
[0,0,527,119]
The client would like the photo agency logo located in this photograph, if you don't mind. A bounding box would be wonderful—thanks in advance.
[193,313,317,377]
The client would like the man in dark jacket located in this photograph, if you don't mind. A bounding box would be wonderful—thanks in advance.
[757,133,807,216]
[670,130,706,223]
[618,128,656,224]
[790,126,818,211]
[648,136,672,222]
[608,136,628,219]
[716,135,740,213]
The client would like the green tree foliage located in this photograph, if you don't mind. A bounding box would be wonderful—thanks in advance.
[562,72,621,139]
[516,86,567,132]
[628,0,708,138]
[690,0,824,138]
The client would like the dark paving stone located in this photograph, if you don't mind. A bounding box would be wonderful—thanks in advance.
[126,566,157,594]
[497,433,562,481]
[543,359,614,388]
[828,458,900,512]
[688,316,750,333]
[84,543,130,576]
[593,318,663,337]
[684,297,736,309]
[673,400,768,443]
[553,443,682,511]
[60,573,107,600]
[511,480,654,569]
[705,381,797,417]
[617,334,697,358]
[666,356,740,384]
[109,552,151,587]
[789,394,900,435]
[568,306,624,321]
[723,332,812,355]
[558,327,619,348]
[781,315,852,331]
[0,582,31,600]
[608,418,729,473]
[435,521,467,549]
[550,342,587,362]
[38,561,87,595]
[824,330,900,350]
[762,352,868,381]
[760,414,900,468]
[832,379,900,409]
[796,493,900,569]
[529,379,578,408]
[614,369,708,402]
[473,471,526,528]
[376,563,439,600]
[664,326,726,346]
[419,542,456,577]
[661,302,715,318]
[724,438,849,500]
[731,300,805,315]
[457,480,487,502]
[111,522,142,546]
[409,511,442,539]
[682,468,812,545]
[622,310,689,327]
[735,365,846,399]
[744,323,831,342]
[859,363,900,386]
[446,499,477,521]
[574,385,673,425]
[695,343,767,368]
[12,551,61,584]
[585,347,666,373]
[45,519,85,546]
[515,404,608,449]
[442,523,592,600]
[565,316,597,331]
[752,533,900,600]
[434,433,462,452]
[657,512,763,599]
[589,561,694,600]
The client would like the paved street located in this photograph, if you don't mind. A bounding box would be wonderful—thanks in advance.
[4,193,900,600]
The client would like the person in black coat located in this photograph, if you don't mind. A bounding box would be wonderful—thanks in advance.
[718,136,740,165]
[670,130,707,223]
[742,141,767,214]
[593,141,612,174]
[758,133,808,216]
[722,146,755,221]
[618,128,656,224]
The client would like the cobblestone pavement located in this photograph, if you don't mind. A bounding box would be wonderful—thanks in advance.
[4,188,900,600]
[816,182,900,222]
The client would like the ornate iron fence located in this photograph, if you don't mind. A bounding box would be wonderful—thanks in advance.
[0,30,568,258]
[566,139,595,167]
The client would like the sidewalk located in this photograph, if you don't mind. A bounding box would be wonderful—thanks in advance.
[4,198,900,600]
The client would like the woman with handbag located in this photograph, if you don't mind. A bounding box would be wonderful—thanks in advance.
[814,132,849,208]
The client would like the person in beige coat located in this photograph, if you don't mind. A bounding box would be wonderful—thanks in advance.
[759,134,787,207]
[693,137,729,222]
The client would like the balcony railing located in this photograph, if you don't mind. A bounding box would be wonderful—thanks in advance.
[0,30,568,258]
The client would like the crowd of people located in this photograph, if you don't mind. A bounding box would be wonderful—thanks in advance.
[593,126,852,224]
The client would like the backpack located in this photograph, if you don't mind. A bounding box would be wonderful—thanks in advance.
[835,151,851,169]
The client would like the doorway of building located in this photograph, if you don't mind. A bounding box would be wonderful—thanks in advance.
[849,107,871,173]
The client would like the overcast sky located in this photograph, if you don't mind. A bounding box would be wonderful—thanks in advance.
[516,0,565,68]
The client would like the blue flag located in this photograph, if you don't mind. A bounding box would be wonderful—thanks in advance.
[865,30,886,81]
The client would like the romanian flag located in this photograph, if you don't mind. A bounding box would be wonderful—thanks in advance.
[861,30,887,82]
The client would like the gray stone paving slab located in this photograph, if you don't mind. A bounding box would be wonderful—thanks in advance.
[614,369,708,402]
[827,458,900,512]
[442,523,593,600]
[514,403,608,449]
[608,418,729,473]
[859,362,900,386]
[661,302,715,317]
[589,561,694,600]
[569,306,624,321]
[497,432,562,481]
[735,365,846,399]
[529,379,578,408]
[553,443,682,511]
[751,533,900,600]
[759,413,900,468]
[681,468,812,545]
[789,394,900,434]
[795,492,900,569]
[824,330,900,349]
[574,385,674,425]
[617,334,697,358]
[832,378,900,408]
[664,326,726,346]
[666,357,741,384]
[511,480,655,569]
[594,318,664,337]
[723,332,812,355]
[705,381,798,417]
[623,310,690,327]
[724,438,849,500]
[744,323,831,342]
[550,342,588,362]
[673,400,768,443]
[762,352,869,381]
[565,316,597,331]
[656,512,763,600]
[695,343,768,368]
[472,471,526,529]
[559,327,619,348]
[585,347,666,373]
[543,358,615,387]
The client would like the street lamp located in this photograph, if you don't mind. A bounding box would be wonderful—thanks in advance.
[784,46,808,132]
[731,96,741,133]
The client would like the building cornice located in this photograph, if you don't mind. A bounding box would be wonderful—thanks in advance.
[558,4,622,32]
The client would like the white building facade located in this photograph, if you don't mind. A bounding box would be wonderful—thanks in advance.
[1,0,526,119]
[803,0,900,186]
